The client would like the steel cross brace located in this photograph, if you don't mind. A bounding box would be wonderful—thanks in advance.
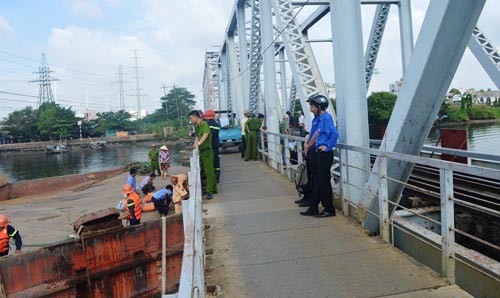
[272,0,335,130]
[468,26,500,90]
[365,4,391,89]
[248,0,262,115]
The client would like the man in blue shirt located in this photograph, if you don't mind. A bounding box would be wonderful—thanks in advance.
[300,94,339,218]
[152,185,173,215]
[126,168,139,194]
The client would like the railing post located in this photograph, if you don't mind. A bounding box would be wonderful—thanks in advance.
[440,168,455,284]
[297,140,303,165]
[339,148,349,216]
[377,156,389,243]
[161,215,167,295]
[284,136,290,177]
[259,131,264,162]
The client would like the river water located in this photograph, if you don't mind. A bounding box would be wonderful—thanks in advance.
[0,142,189,183]
[426,121,500,155]
[1,122,499,183]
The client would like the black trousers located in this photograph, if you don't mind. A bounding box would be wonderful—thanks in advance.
[141,183,155,195]
[241,135,246,158]
[302,149,317,203]
[309,150,334,213]
[153,199,169,215]
[213,147,220,182]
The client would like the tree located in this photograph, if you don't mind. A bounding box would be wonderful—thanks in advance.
[160,86,197,126]
[95,110,134,134]
[37,102,77,141]
[1,106,39,142]
[461,93,473,110]
[449,88,461,95]
[367,92,397,125]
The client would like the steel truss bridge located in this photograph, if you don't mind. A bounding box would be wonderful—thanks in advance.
[202,0,500,234]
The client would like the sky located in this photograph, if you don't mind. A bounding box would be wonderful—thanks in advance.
[0,0,499,120]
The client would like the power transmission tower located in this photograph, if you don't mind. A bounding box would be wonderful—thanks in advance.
[161,84,169,113]
[29,53,59,106]
[130,49,144,119]
[112,65,127,110]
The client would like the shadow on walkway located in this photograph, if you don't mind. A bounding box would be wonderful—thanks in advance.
[204,153,470,298]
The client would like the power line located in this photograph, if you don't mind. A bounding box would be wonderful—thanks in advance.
[0,49,113,78]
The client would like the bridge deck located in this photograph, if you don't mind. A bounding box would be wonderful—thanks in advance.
[204,152,471,298]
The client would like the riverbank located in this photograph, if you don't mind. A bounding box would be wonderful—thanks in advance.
[438,118,500,127]
[0,133,161,153]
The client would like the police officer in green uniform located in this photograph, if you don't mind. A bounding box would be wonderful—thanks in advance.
[148,144,161,176]
[245,113,261,161]
[189,110,217,199]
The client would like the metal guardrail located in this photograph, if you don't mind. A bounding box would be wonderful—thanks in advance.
[258,131,500,284]
[164,149,205,298]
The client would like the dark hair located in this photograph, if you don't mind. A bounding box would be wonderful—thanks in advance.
[150,173,156,178]
[129,168,137,175]
[165,185,173,191]
[258,113,265,119]
[188,110,202,118]
[286,111,291,116]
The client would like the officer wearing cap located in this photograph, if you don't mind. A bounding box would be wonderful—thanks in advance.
[245,112,261,161]
[300,94,339,218]
[189,110,217,199]
[204,109,221,183]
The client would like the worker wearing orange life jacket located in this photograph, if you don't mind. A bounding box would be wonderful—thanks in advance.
[0,214,22,256]
[122,184,142,226]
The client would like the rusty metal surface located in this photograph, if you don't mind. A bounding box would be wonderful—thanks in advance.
[73,207,120,231]
[0,214,184,297]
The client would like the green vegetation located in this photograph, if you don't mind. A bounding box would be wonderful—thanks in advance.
[446,105,500,122]
[367,92,397,125]
[0,86,197,143]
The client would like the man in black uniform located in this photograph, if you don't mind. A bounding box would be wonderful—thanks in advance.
[204,109,221,183]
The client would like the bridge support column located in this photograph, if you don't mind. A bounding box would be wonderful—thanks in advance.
[261,0,280,170]
[398,0,414,73]
[330,0,370,206]
[279,47,288,115]
[236,3,250,113]
[227,35,244,120]
[361,0,486,234]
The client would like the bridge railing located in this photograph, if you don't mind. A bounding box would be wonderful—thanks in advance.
[259,130,500,285]
[164,149,205,298]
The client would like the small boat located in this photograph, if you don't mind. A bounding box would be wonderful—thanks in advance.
[46,144,69,154]
[89,137,107,149]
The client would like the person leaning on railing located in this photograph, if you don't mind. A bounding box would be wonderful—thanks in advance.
[300,94,339,218]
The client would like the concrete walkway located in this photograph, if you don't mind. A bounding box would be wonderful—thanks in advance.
[204,153,471,298]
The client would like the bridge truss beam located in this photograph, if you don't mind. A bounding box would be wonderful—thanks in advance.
[361,0,487,234]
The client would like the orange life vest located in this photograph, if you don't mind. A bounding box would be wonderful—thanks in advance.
[124,192,142,220]
[0,229,9,254]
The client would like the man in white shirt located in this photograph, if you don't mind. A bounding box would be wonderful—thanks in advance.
[298,111,305,136]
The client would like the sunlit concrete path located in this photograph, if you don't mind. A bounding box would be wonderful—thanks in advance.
[204,152,471,298]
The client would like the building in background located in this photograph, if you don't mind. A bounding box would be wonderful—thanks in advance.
[129,109,148,121]
[389,78,403,95]
[83,109,97,121]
